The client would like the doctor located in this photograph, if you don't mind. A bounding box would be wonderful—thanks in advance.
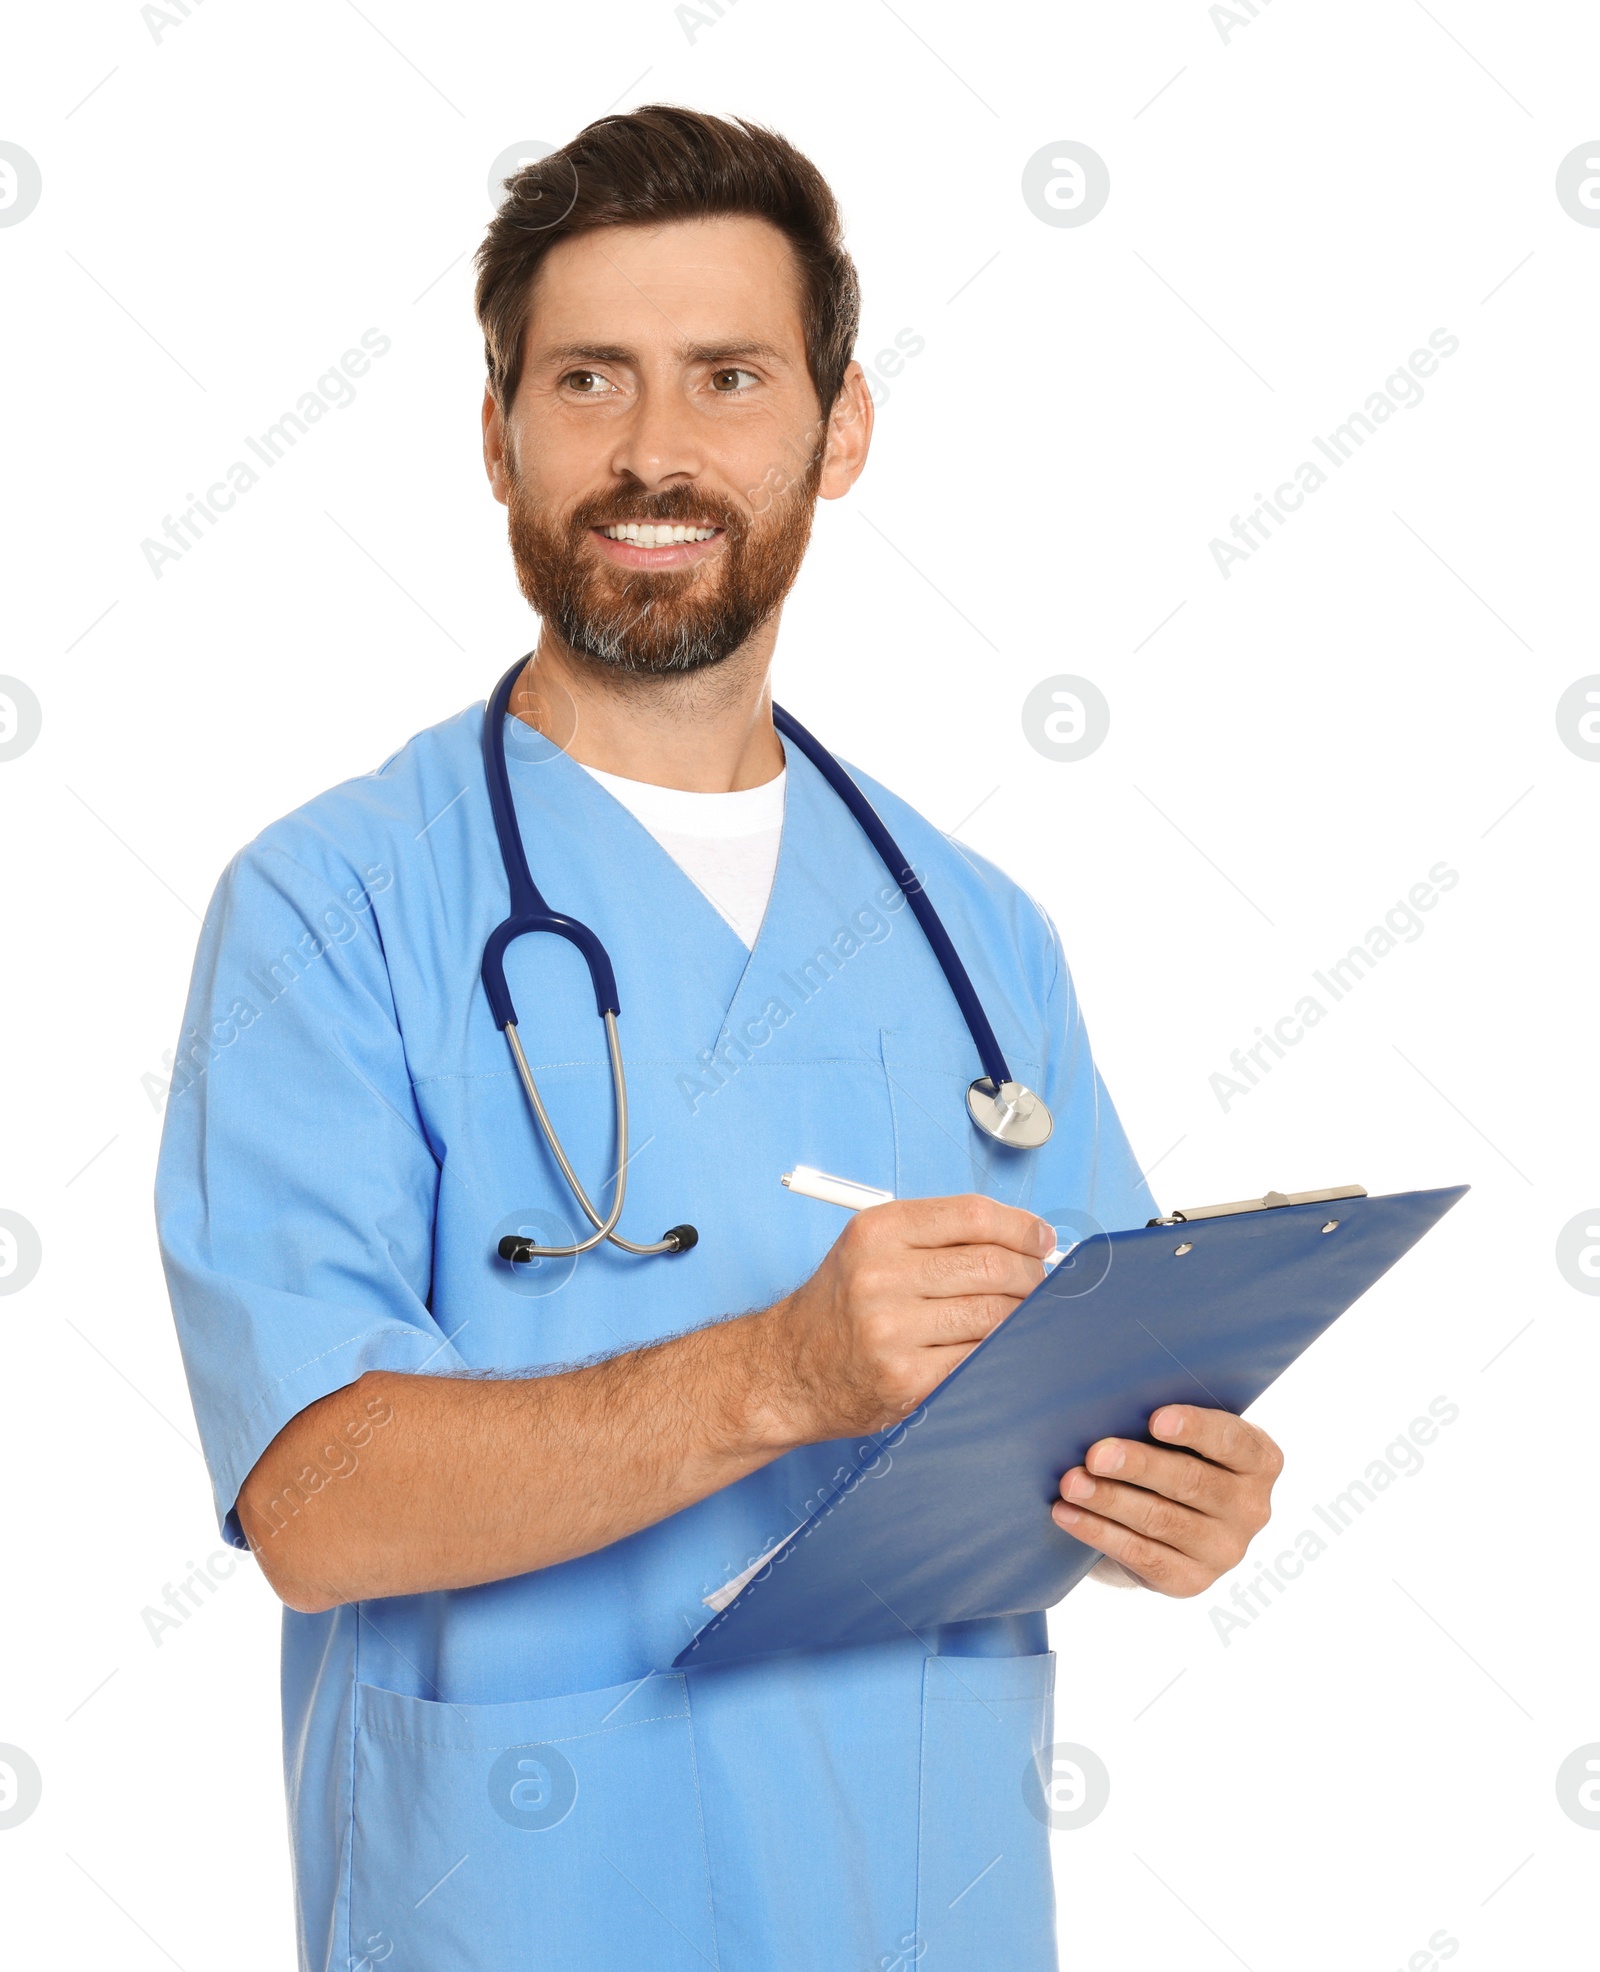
[157,104,1282,1972]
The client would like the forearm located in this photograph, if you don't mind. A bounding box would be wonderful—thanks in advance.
[238,1309,790,1612]
[238,1194,1055,1614]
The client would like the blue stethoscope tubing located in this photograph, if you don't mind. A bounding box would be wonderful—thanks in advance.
[481,657,1053,1263]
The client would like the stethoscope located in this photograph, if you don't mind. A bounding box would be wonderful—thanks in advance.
[482,656,1054,1263]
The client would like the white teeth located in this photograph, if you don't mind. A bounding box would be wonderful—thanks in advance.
[601,523,718,547]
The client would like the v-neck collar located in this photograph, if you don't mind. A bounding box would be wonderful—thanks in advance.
[718,732,832,1041]
[498,716,902,1070]
[500,718,804,1061]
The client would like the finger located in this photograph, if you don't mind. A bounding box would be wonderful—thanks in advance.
[1080,1438,1236,1517]
[910,1241,1046,1302]
[1056,1467,1241,1569]
[914,1291,1030,1345]
[1048,1500,1211,1598]
[858,1282,1029,1362]
[1147,1405,1284,1480]
[890,1193,1056,1259]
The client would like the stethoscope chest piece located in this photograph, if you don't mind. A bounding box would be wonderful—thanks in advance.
[967,1077,1054,1148]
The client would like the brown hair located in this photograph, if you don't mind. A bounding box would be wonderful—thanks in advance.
[474,104,861,423]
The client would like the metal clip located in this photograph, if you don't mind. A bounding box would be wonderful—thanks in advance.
[1147,1184,1366,1228]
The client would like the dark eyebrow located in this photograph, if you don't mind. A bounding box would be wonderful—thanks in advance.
[540,339,792,369]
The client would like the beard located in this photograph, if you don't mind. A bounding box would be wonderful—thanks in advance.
[504,450,823,676]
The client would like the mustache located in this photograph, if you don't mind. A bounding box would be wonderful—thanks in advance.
[503,452,821,676]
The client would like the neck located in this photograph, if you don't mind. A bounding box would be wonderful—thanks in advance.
[510,625,786,793]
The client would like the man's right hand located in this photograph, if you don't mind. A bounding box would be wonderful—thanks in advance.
[238,1192,1054,1611]
[752,1195,1055,1447]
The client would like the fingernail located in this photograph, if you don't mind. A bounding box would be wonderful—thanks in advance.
[1036,1220,1055,1256]
[1089,1443,1124,1475]
[1054,1503,1082,1527]
[1154,1408,1183,1437]
[1064,1471,1095,1502]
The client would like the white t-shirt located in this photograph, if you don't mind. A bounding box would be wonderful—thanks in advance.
[580,763,786,950]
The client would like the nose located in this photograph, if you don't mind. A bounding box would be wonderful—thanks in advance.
[606,368,710,496]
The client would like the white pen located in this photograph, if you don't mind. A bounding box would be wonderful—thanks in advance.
[780,1164,1070,1268]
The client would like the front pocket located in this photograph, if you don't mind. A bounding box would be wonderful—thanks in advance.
[350,1673,718,1972]
[916,1652,1057,1971]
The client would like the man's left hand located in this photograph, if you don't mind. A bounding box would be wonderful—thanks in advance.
[1053,1405,1283,1596]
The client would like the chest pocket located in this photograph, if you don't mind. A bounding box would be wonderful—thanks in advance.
[880,1028,1045,1210]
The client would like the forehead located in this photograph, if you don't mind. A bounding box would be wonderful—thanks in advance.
[524,214,807,356]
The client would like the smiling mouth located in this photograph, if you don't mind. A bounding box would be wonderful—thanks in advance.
[588,521,726,568]
[598,521,720,546]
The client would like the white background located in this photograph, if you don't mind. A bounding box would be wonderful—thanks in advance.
[3,1,1597,1966]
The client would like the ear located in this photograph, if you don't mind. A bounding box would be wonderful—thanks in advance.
[483,387,512,507]
[817,361,874,502]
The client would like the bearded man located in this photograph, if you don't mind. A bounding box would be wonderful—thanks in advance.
[156,104,1281,1972]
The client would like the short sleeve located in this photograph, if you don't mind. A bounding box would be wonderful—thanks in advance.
[1037,914,1159,1236]
[154,831,464,1546]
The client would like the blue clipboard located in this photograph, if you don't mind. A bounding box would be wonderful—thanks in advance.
[675,1183,1468,1670]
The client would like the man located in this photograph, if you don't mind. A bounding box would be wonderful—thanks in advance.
[157,104,1281,1972]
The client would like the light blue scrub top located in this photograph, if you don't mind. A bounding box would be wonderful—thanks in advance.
[155,697,1156,1972]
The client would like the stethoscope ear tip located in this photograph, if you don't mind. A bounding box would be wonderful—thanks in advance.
[662,1224,699,1254]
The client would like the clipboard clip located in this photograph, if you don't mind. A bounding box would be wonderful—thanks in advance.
[1147,1184,1367,1227]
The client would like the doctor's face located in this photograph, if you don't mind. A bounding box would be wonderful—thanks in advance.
[487,215,867,674]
